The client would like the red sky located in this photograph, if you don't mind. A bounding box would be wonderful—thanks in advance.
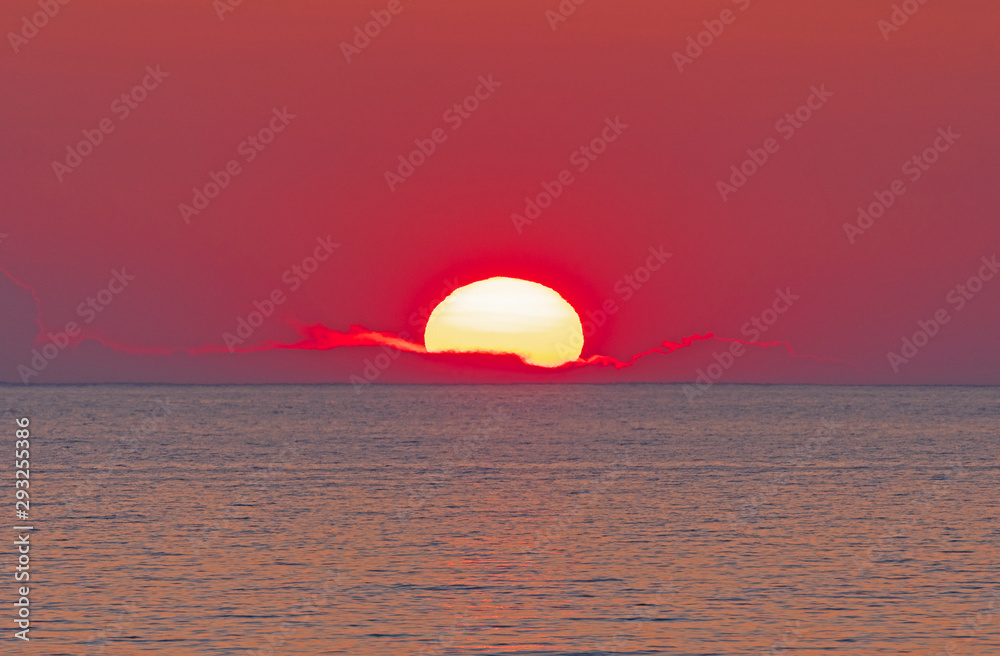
[1,0,998,385]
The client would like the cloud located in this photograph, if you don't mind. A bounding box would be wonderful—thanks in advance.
[1,269,855,379]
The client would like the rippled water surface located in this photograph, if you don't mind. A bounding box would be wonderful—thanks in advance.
[4,384,999,655]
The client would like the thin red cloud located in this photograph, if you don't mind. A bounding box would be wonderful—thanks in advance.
[84,323,859,373]
[3,268,855,373]
[576,333,858,370]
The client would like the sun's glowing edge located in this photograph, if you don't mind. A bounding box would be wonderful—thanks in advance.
[424,277,584,368]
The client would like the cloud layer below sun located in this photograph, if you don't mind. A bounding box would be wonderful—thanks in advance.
[3,267,856,385]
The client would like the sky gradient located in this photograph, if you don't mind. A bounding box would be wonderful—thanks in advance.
[1,0,998,385]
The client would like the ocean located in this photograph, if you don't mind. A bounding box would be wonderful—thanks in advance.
[3,384,998,655]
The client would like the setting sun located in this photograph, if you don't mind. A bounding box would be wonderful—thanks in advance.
[424,277,584,367]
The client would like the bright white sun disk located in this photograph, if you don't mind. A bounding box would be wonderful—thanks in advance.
[423,277,583,367]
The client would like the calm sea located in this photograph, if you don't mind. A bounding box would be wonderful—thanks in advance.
[3,384,999,655]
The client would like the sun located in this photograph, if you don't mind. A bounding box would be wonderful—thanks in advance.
[424,277,584,368]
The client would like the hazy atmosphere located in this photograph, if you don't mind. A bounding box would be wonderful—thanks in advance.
[3,0,998,385]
